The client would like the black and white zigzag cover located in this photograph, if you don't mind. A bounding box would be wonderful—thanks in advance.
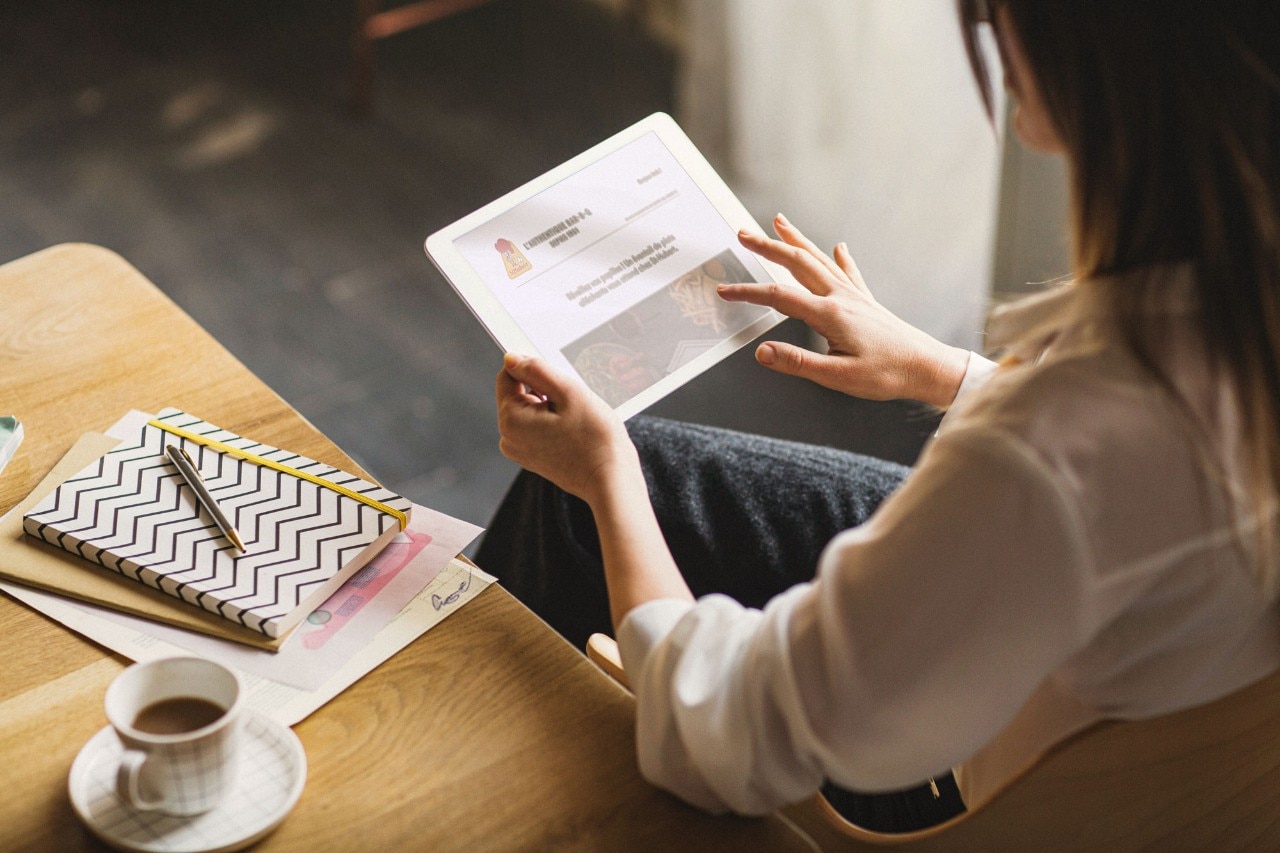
[22,409,413,638]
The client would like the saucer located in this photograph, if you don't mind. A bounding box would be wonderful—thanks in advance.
[69,711,306,853]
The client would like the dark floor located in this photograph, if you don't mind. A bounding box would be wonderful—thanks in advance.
[0,0,938,551]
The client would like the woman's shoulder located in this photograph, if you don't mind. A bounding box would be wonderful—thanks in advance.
[940,337,1210,510]
[948,347,1151,437]
[950,271,1202,454]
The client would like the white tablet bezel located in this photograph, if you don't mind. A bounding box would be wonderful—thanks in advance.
[425,112,793,420]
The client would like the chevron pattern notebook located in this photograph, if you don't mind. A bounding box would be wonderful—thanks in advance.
[22,409,413,638]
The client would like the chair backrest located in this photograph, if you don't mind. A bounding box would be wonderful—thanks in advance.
[587,633,1280,851]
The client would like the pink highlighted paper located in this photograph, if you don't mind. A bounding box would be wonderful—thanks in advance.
[70,504,482,692]
[302,530,434,650]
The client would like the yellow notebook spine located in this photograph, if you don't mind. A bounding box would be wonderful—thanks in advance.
[148,419,409,530]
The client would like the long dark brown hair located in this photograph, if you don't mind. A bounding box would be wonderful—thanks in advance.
[960,1,1280,554]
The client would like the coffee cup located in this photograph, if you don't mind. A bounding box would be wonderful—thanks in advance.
[104,656,243,816]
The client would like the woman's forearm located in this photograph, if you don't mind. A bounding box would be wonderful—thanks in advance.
[588,460,694,631]
[493,352,692,629]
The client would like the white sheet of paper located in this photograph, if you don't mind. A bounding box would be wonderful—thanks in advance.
[0,556,494,726]
[32,503,480,691]
[2,422,491,725]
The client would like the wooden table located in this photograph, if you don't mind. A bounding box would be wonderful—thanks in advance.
[0,244,811,850]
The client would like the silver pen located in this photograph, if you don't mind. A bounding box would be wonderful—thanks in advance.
[165,443,248,552]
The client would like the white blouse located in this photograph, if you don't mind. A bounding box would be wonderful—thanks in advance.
[617,269,1280,814]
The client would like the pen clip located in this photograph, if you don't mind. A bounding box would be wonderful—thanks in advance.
[172,444,200,474]
[164,442,248,553]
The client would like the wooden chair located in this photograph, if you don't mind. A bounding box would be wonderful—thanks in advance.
[586,633,1280,851]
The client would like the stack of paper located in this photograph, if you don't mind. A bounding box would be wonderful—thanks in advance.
[0,408,487,724]
[24,409,413,638]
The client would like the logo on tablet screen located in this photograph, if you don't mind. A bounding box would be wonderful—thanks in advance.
[495,239,533,280]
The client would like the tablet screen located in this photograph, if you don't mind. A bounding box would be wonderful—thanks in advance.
[449,130,774,412]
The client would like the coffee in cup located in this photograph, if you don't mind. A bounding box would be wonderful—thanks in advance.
[104,657,243,816]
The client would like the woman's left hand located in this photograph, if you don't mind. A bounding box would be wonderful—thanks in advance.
[495,353,638,505]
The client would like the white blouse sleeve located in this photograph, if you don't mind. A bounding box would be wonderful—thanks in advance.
[616,425,1094,815]
[953,352,999,405]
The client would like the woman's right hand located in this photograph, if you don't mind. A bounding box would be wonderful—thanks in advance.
[495,353,639,507]
[721,214,970,408]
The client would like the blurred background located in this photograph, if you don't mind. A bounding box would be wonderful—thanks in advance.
[0,0,1069,548]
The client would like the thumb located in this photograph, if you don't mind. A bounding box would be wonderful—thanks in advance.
[755,341,844,385]
[503,353,574,401]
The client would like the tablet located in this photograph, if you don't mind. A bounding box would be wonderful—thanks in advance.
[425,112,791,420]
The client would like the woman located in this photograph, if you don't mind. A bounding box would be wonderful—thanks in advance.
[480,0,1280,831]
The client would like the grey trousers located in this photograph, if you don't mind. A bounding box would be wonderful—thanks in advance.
[476,415,963,831]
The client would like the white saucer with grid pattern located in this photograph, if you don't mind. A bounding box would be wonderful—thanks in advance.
[69,710,306,853]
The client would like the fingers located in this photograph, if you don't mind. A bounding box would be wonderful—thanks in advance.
[716,280,823,326]
[756,341,817,375]
[496,359,523,402]
[755,341,849,391]
[772,213,848,284]
[833,241,873,296]
[496,356,540,407]
[738,228,838,296]
[501,353,574,402]
[496,355,560,462]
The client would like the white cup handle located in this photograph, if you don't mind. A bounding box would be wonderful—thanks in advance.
[117,749,166,811]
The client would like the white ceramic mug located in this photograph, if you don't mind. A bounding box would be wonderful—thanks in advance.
[104,657,243,816]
